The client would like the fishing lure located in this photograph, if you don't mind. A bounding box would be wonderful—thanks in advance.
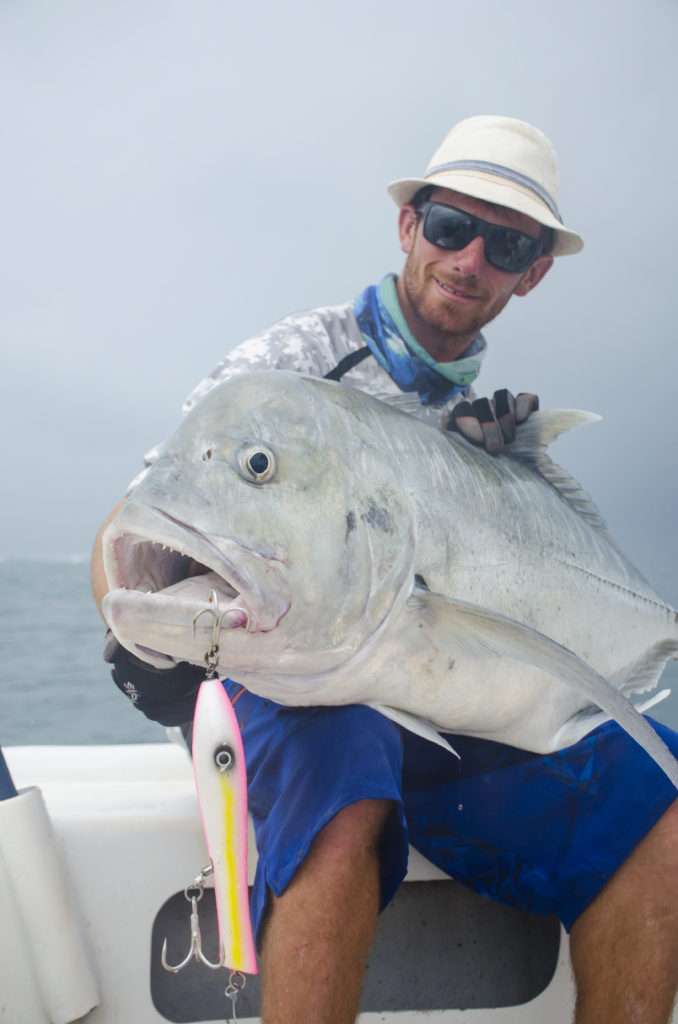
[192,672,258,975]
[192,594,257,976]
[162,591,258,1001]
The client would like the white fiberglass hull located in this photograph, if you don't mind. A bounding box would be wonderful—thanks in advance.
[3,742,672,1024]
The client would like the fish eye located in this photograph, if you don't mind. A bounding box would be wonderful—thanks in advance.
[238,444,276,484]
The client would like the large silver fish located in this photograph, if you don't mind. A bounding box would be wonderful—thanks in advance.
[102,371,678,786]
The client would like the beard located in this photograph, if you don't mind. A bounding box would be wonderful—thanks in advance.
[401,253,515,345]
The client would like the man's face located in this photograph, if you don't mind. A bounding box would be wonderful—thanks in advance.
[397,187,554,357]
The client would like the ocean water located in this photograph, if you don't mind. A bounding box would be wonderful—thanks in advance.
[0,559,163,745]
[1,558,677,747]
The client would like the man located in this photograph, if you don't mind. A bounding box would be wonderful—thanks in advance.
[92,116,678,1024]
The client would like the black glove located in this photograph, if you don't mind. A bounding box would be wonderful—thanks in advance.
[104,632,204,726]
[448,389,539,454]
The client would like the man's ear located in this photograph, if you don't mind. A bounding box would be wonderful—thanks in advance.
[398,205,418,254]
[514,255,554,297]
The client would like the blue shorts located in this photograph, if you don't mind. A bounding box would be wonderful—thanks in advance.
[222,681,678,944]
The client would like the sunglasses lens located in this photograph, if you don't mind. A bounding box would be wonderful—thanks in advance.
[487,228,540,273]
[421,202,542,273]
[422,205,475,251]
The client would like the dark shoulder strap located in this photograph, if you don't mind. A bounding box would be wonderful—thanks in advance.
[323,346,372,381]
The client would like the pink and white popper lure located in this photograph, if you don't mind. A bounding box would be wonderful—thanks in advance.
[192,677,258,975]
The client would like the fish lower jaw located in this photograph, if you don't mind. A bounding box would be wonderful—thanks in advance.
[147,570,291,634]
[103,521,291,660]
[102,571,293,669]
[102,583,250,670]
[122,572,251,628]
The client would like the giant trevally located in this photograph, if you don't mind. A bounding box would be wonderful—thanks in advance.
[102,371,678,787]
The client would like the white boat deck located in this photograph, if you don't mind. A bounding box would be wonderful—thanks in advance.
[1,742,670,1024]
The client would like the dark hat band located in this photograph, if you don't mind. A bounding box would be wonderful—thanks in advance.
[426,159,562,223]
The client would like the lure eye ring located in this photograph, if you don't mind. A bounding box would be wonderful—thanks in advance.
[214,744,235,772]
[238,444,276,484]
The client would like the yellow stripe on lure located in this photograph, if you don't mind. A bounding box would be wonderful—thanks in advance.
[192,679,258,975]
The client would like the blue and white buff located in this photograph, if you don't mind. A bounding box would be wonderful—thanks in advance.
[353,274,486,406]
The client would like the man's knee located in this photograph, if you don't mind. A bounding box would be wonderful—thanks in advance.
[653,796,678,843]
[307,798,393,871]
[628,796,678,873]
[572,797,678,944]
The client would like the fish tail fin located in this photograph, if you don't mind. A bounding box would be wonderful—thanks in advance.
[611,638,678,699]
[554,638,678,749]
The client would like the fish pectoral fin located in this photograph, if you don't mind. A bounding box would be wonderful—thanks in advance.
[366,703,460,758]
[405,589,678,789]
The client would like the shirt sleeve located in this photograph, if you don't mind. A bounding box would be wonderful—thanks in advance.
[126,306,352,493]
[181,307,355,415]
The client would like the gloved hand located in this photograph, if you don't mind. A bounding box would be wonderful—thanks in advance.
[104,631,204,726]
[448,389,539,454]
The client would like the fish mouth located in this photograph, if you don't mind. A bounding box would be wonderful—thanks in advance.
[103,502,291,664]
[110,511,245,607]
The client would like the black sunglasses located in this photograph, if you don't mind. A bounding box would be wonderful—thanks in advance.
[417,201,546,274]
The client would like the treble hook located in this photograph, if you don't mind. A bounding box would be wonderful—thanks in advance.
[161,884,223,973]
[192,588,222,642]
[193,589,226,676]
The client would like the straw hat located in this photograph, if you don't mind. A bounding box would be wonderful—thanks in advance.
[387,115,583,256]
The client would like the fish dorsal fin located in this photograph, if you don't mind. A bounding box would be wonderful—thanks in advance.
[511,408,601,450]
[505,410,609,534]
[377,396,609,533]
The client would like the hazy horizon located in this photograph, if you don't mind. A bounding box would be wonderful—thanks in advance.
[2,2,676,608]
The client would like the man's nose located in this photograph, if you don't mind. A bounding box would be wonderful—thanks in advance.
[446,235,487,276]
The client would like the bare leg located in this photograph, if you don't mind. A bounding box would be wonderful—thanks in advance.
[260,798,392,1024]
[570,799,678,1024]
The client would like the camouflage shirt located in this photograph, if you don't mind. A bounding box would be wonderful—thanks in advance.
[131,299,479,491]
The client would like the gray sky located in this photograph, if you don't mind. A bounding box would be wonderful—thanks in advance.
[1,3,676,603]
